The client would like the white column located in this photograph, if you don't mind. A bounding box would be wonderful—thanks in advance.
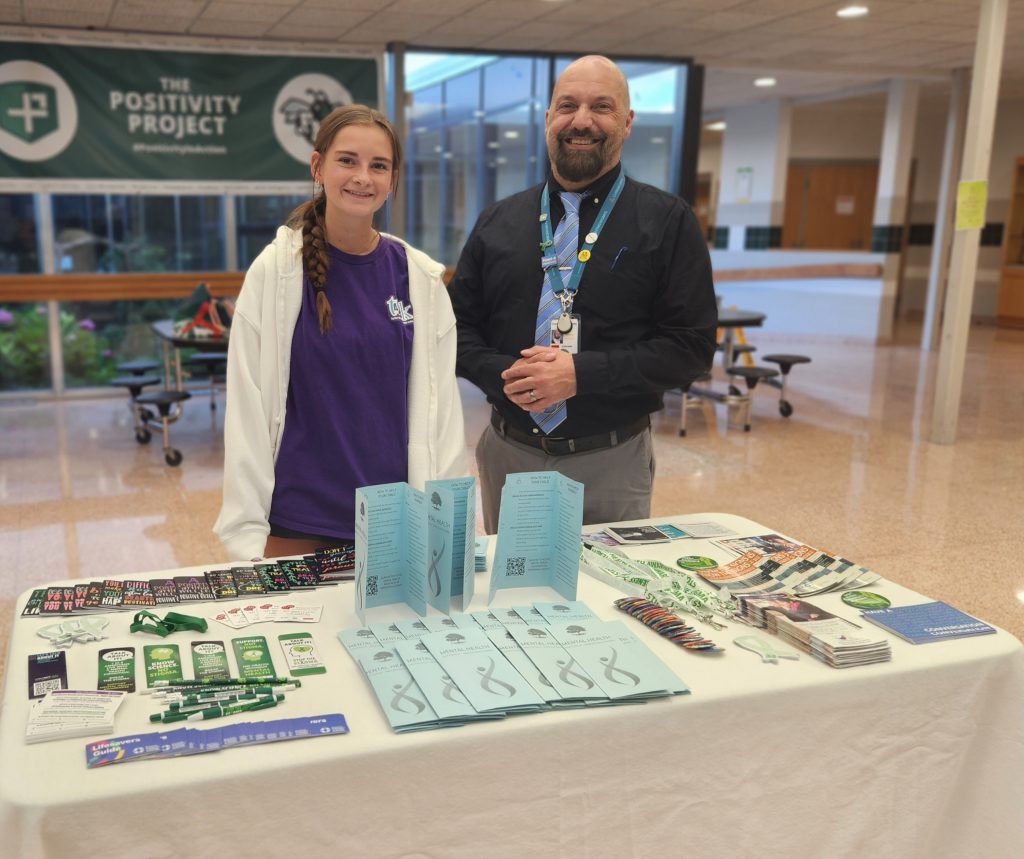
[921,68,969,352]
[387,43,407,238]
[930,0,1008,444]
[34,193,64,396]
[715,100,792,250]
[872,78,919,340]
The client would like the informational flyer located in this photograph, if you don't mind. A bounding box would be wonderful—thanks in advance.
[354,478,476,623]
[489,471,583,603]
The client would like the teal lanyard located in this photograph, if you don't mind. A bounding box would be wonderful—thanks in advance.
[539,171,625,303]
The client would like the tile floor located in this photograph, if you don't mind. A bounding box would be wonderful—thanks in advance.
[2,319,1022,680]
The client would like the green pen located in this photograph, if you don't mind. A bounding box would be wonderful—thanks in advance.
[168,692,261,711]
[150,676,293,688]
[185,693,284,722]
[150,709,191,723]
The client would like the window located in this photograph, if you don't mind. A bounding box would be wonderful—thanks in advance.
[400,52,694,266]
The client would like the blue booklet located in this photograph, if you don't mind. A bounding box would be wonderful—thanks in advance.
[860,601,996,644]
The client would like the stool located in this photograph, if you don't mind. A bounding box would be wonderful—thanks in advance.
[761,354,812,417]
[116,359,160,376]
[678,371,712,437]
[725,366,779,432]
[135,390,192,466]
[187,352,227,410]
[109,375,161,444]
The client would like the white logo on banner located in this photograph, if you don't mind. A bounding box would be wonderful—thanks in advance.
[0,60,78,162]
[272,73,353,164]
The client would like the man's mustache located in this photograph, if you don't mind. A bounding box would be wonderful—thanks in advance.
[557,129,606,143]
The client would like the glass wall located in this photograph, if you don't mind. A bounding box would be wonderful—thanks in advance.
[0,194,39,274]
[401,52,695,266]
[236,194,306,266]
[46,194,227,388]
[0,190,315,393]
[403,53,550,265]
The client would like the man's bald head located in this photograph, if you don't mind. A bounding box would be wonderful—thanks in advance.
[545,55,634,189]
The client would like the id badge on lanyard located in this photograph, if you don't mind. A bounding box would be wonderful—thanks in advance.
[550,314,580,354]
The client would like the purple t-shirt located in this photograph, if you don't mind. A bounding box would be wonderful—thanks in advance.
[269,237,413,539]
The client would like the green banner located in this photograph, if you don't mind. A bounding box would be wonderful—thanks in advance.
[0,42,378,183]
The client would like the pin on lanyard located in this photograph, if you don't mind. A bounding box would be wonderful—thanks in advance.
[539,172,625,331]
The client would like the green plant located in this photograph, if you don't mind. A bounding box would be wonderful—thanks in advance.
[0,304,118,390]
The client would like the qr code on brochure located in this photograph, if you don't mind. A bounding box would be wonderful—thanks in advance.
[366,575,378,596]
[506,556,526,576]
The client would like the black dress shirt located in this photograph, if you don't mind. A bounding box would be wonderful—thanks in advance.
[449,163,718,438]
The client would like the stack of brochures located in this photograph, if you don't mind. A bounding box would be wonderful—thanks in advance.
[339,600,689,733]
[25,689,126,744]
[694,543,879,597]
[737,595,891,668]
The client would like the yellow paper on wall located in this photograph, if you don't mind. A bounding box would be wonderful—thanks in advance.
[955,181,987,230]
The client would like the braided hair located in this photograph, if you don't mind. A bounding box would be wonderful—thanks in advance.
[286,105,402,334]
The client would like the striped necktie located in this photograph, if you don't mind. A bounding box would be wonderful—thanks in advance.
[532,190,583,434]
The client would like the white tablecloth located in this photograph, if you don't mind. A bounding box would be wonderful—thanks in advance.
[1,513,1022,859]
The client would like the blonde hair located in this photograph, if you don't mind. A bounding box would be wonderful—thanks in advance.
[287,105,402,334]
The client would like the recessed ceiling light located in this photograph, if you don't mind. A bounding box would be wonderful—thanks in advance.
[706,121,726,131]
[837,5,869,18]
[754,77,776,88]
[503,130,520,139]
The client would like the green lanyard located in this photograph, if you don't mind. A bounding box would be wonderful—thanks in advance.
[539,172,626,313]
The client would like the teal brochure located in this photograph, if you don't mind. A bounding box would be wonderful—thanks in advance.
[506,625,607,704]
[425,476,477,610]
[421,615,461,634]
[419,628,546,715]
[489,471,583,603]
[354,478,476,622]
[449,614,480,630]
[533,601,599,624]
[337,627,384,659]
[547,620,691,701]
[395,617,431,639]
[484,628,562,706]
[393,639,492,723]
[354,482,427,624]
[356,647,442,733]
[470,610,505,631]
[495,607,529,627]
[512,605,549,625]
[368,621,406,645]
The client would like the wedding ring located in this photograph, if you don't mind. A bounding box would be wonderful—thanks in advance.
[528,389,538,403]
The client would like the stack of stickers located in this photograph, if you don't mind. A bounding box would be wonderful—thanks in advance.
[338,601,689,733]
[737,595,891,668]
[20,548,354,618]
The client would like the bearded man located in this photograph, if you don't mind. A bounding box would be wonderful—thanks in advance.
[449,55,717,531]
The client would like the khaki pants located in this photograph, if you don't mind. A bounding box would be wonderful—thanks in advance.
[475,423,655,533]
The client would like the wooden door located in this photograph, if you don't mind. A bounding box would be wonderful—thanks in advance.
[782,162,879,250]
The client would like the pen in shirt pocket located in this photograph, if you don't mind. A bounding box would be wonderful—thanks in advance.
[611,246,628,270]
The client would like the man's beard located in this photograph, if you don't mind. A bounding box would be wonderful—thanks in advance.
[550,132,606,183]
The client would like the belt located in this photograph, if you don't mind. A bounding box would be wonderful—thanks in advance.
[490,410,649,456]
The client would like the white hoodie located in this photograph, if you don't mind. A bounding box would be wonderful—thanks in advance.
[214,226,467,560]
